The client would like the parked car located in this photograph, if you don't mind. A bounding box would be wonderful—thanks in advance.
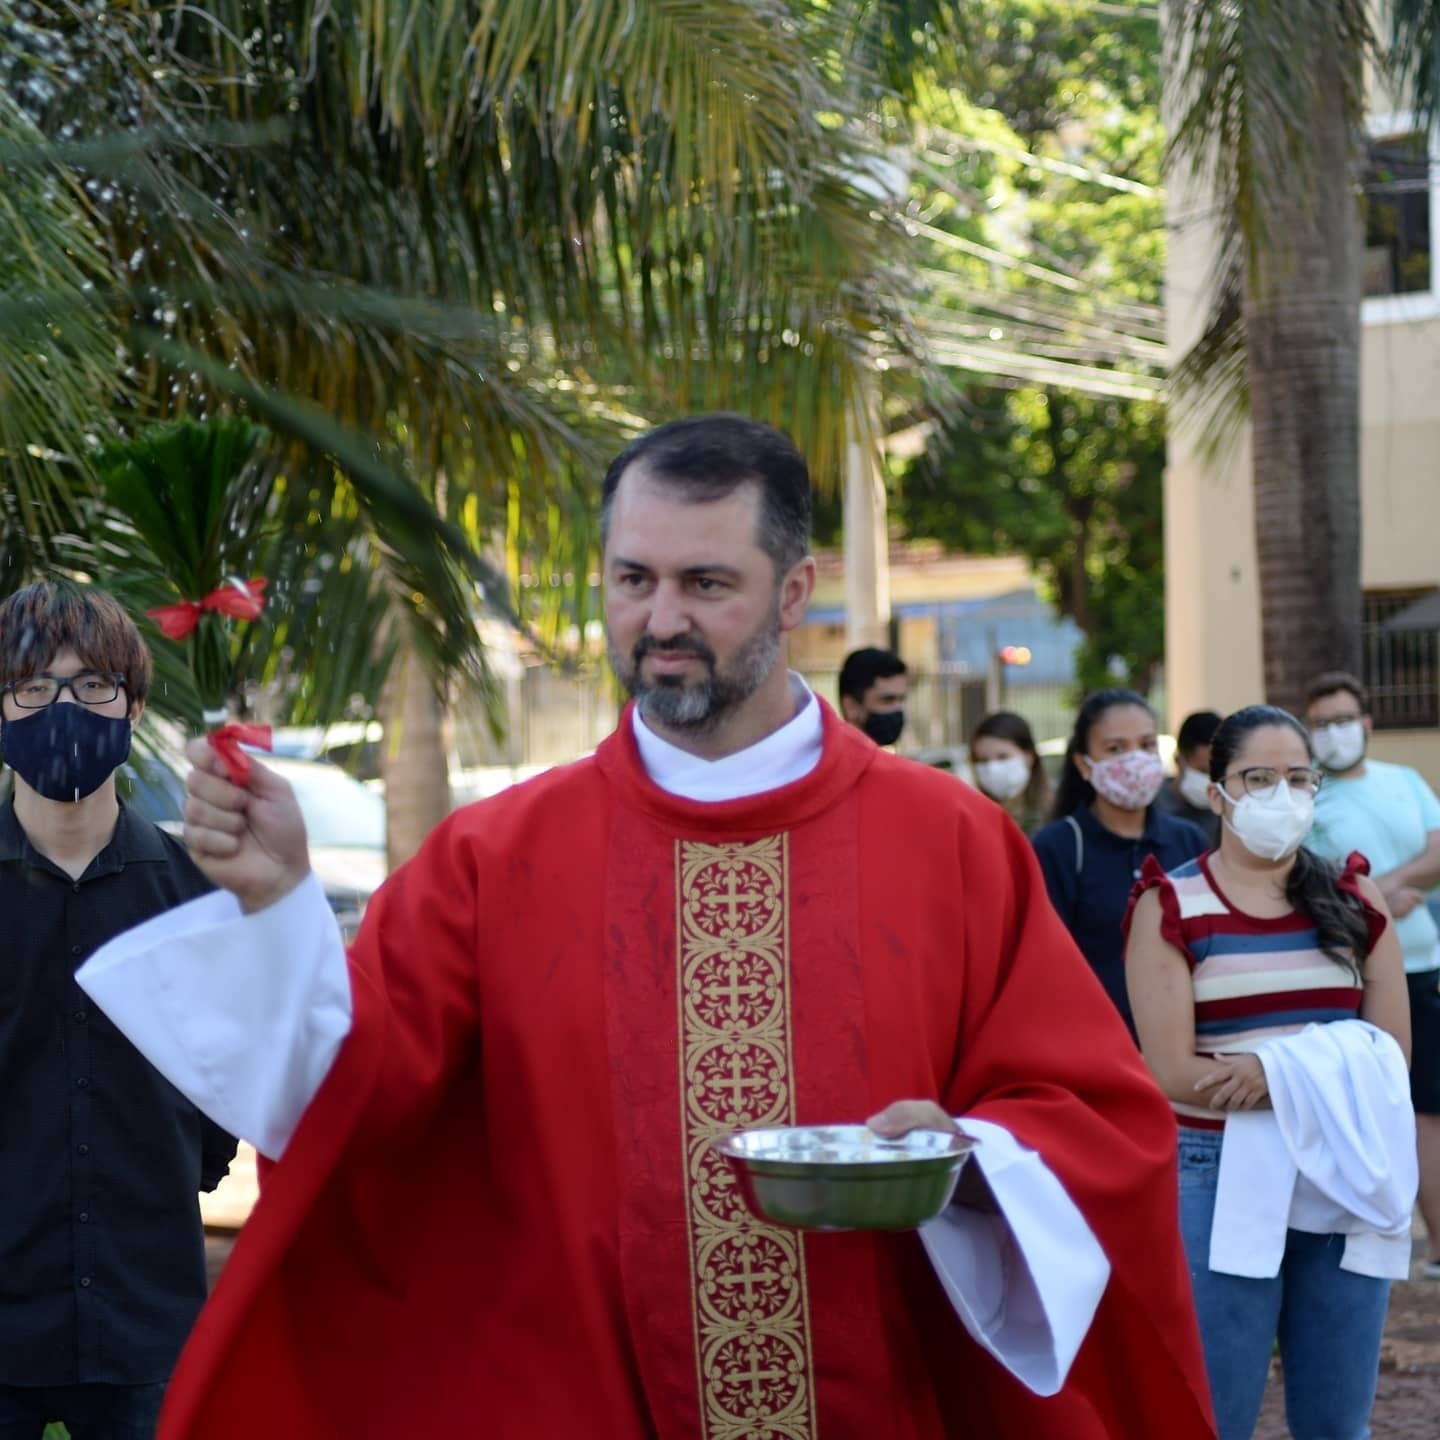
[119,740,386,943]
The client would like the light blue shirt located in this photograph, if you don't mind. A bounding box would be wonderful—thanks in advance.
[1309,759,1440,973]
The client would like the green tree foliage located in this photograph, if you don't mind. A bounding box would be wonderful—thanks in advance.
[0,0,937,739]
[901,388,1164,691]
[892,0,1168,690]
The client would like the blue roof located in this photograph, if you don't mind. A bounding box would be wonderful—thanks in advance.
[804,589,1080,682]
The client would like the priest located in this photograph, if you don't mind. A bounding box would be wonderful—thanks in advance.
[82,414,1215,1439]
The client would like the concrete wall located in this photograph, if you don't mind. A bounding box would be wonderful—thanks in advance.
[1359,317,1440,589]
[1370,730,1440,791]
[1162,155,1266,723]
[1163,158,1440,767]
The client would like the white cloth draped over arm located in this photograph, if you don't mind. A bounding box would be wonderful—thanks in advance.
[1210,1020,1417,1281]
[77,873,353,1161]
[920,1117,1110,1396]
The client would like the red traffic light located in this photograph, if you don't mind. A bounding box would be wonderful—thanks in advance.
[998,645,1032,666]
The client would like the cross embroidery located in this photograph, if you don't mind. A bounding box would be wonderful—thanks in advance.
[715,1245,782,1307]
[729,1347,786,1407]
[709,1051,769,1111]
[700,866,764,929]
[702,957,765,1022]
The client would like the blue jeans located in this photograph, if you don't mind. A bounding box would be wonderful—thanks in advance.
[1178,1128,1391,1440]
[0,1384,166,1440]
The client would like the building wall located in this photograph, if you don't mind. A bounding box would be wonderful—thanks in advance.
[1163,166,1266,722]
[1165,153,1440,789]
[1360,319,1440,588]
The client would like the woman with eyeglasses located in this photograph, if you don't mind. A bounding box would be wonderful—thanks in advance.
[1124,705,1412,1440]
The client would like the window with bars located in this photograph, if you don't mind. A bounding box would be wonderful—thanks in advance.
[1362,589,1440,729]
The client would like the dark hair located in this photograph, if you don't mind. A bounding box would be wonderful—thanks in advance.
[971,709,1050,814]
[1304,670,1369,715]
[1049,688,1154,819]
[838,647,907,703]
[0,580,152,705]
[1209,704,1371,975]
[599,413,812,578]
[1176,709,1223,755]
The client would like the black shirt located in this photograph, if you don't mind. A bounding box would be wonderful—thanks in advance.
[1031,803,1209,1030]
[1152,779,1223,847]
[0,796,237,1386]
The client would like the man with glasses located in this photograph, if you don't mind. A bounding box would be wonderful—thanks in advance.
[1304,670,1440,1280]
[0,580,236,1440]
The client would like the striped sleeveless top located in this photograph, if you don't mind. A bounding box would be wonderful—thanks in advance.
[1128,850,1384,1130]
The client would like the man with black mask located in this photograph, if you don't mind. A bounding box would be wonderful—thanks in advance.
[0,580,235,1440]
[838,645,908,747]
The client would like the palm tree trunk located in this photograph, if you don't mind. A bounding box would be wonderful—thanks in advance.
[380,640,452,869]
[1243,32,1363,715]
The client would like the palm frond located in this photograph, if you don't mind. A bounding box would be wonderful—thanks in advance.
[0,87,117,542]
[1387,0,1440,134]
[1165,0,1370,280]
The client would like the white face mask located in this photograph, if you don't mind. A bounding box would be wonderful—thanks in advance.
[974,756,1030,802]
[1220,783,1315,861]
[1310,720,1366,773]
[1177,766,1213,809]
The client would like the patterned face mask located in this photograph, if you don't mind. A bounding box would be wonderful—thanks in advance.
[1085,749,1165,811]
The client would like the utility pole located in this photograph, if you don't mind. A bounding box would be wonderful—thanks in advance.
[842,382,891,650]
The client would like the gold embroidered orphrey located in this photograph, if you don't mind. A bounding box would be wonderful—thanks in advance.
[678,836,818,1440]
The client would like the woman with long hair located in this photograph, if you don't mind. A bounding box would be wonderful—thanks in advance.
[1031,689,1208,1033]
[1125,705,1411,1440]
[968,710,1050,835]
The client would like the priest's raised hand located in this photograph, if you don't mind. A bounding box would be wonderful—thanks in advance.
[182,736,310,914]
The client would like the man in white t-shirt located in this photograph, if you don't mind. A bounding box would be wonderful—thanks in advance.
[1305,670,1440,1278]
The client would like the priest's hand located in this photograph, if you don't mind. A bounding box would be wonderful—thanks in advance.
[866,1100,995,1213]
[183,737,311,915]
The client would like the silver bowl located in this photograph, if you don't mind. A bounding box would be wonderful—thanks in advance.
[711,1124,977,1232]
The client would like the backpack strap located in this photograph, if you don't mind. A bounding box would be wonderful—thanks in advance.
[1064,814,1084,875]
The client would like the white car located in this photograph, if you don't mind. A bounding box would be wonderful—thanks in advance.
[121,743,387,943]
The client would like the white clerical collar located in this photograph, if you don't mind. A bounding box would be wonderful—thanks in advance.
[631,673,823,802]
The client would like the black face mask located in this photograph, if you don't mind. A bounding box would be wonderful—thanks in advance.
[1,703,132,802]
[862,709,905,747]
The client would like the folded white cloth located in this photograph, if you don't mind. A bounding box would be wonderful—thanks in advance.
[923,1118,1110,1397]
[77,874,352,1161]
[1210,1020,1417,1280]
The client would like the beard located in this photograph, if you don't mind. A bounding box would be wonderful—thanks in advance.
[609,605,783,736]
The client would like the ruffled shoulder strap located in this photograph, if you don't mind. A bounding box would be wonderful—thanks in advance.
[1334,850,1388,954]
[1122,853,1191,963]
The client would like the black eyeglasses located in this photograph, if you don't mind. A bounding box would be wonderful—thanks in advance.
[1222,766,1323,798]
[2,671,126,709]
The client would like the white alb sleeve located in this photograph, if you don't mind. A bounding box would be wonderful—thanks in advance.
[919,1116,1110,1396]
[77,873,353,1161]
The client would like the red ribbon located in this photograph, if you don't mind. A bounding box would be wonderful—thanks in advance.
[207,722,273,787]
[146,577,268,641]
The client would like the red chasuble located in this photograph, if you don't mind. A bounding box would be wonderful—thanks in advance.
[160,704,1215,1439]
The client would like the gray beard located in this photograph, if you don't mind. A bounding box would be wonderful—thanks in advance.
[610,612,782,736]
